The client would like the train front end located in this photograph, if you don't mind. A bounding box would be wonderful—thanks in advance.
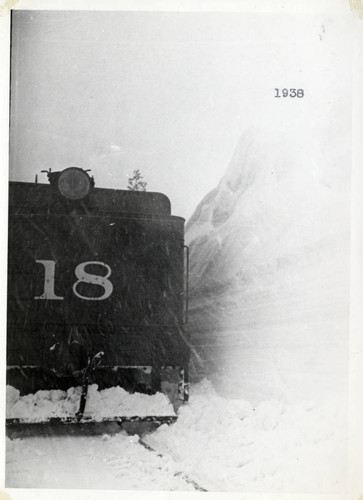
[7,168,189,434]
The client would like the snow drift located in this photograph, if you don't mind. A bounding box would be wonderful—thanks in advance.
[145,380,346,492]
[186,122,350,405]
[6,381,346,492]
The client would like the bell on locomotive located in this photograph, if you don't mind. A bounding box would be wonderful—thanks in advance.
[7,167,189,432]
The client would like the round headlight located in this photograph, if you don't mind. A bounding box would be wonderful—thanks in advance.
[57,167,92,200]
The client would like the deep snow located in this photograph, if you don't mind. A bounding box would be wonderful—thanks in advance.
[185,125,350,406]
[6,381,346,492]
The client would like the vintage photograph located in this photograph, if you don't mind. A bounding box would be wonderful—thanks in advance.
[3,3,358,494]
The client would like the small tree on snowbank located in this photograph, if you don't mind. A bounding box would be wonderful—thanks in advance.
[127,169,147,191]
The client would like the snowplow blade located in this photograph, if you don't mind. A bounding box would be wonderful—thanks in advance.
[6,415,177,439]
[6,363,188,438]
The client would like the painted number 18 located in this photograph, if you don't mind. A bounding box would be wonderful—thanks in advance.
[34,260,113,301]
[275,88,304,98]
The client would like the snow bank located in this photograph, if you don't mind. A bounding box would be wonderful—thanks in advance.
[186,123,350,404]
[144,380,347,493]
[6,384,175,421]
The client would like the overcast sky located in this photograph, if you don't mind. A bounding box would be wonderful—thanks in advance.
[9,9,351,219]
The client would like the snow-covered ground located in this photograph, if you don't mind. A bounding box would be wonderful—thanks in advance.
[6,380,346,492]
[6,425,192,491]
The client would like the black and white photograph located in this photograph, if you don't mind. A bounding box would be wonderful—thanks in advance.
[1,0,363,497]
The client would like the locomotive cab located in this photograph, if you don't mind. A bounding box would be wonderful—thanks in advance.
[7,168,189,430]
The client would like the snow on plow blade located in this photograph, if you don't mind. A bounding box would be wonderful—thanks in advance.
[6,382,180,438]
[6,363,187,438]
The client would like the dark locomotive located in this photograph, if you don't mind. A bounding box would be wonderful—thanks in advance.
[7,167,189,419]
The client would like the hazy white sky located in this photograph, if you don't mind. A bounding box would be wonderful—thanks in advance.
[10,9,351,219]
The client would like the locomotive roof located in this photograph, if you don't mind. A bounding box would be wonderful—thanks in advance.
[8,181,184,220]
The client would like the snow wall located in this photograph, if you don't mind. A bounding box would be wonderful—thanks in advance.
[186,120,350,405]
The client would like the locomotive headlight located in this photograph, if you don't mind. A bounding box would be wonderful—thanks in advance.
[57,167,93,200]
